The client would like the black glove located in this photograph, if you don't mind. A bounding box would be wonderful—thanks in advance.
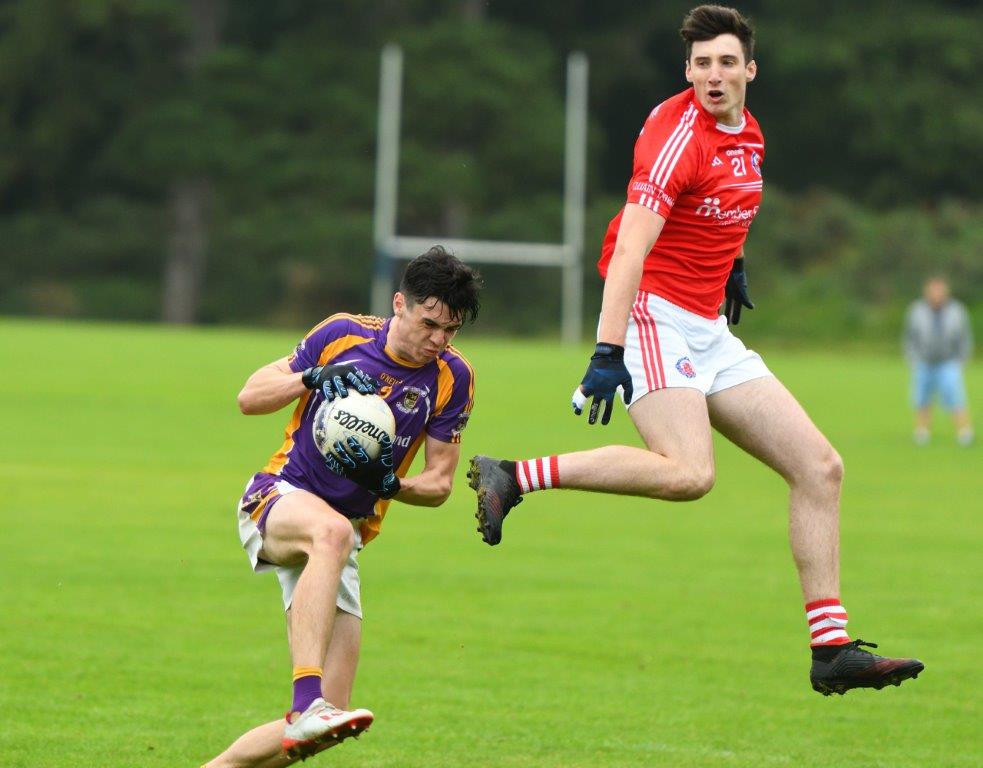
[571,343,634,426]
[724,257,754,325]
[302,363,376,401]
[325,435,401,499]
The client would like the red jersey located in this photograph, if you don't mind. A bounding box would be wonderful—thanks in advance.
[598,88,764,319]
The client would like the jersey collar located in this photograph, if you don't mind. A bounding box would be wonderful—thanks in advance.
[688,89,748,134]
[714,116,746,134]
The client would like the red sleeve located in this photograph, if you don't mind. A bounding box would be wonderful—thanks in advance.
[626,102,701,218]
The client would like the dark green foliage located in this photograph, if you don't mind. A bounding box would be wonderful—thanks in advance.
[0,1,979,338]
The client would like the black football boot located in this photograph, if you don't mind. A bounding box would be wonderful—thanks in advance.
[467,456,523,546]
[810,640,924,696]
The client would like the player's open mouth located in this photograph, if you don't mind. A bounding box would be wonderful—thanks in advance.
[708,90,724,101]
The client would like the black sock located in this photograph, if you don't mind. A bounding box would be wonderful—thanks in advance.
[811,644,843,662]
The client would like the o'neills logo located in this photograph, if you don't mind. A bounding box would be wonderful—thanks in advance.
[332,409,388,442]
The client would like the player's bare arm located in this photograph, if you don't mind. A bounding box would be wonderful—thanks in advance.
[596,203,667,346]
[238,356,306,415]
[573,203,668,425]
[395,435,460,506]
[239,356,378,415]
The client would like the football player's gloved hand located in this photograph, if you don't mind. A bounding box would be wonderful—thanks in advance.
[724,257,754,325]
[324,435,401,499]
[571,343,634,426]
[302,363,376,401]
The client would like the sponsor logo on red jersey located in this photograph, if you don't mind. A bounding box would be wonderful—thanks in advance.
[695,197,759,227]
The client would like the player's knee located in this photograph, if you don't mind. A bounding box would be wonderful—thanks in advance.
[795,443,843,492]
[308,514,355,559]
[821,447,844,488]
[684,466,715,499]
[664,464,715,500]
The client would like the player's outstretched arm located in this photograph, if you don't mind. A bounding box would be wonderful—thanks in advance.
[394,436,460,507]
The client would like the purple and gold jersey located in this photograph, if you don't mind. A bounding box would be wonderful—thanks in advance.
[259,313,475,545]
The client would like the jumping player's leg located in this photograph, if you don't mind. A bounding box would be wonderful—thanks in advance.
[470,387,714,544]
[203,611,363,768]
[707,375,923,694]
[706,376,841,602]
[471,291,725,543]
[550,388,714,497]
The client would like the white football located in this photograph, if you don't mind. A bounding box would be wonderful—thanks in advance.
[312,392,396,462]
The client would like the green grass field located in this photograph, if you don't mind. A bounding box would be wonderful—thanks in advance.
[1,318,980,767]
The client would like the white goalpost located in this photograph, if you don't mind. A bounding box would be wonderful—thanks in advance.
[370,44,589,344]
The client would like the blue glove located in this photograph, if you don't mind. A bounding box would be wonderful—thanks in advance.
[724,257,754,325]
[571,343,633,425]
[302,363,377,402]
[325,435,401,499]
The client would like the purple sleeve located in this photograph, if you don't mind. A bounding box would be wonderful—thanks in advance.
[287,315,354,373]
[427,353,475,444]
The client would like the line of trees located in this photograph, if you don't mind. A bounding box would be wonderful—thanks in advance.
[1,1,980,341]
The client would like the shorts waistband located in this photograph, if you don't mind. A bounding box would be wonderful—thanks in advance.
[639,290,725,326]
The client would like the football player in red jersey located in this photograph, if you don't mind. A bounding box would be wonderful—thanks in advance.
[469,5,923,696]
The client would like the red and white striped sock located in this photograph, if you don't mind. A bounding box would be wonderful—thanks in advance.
[806,598,851,647]
[515,457,560,493]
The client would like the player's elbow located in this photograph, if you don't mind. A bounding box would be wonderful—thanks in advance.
[427,478,454,507]
[237,388,261,415]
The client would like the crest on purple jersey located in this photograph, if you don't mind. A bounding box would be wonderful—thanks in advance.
[396,385,426,415]
[452,411,471,437]
[675,357,697,379]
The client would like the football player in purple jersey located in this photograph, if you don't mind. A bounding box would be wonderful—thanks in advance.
[203,246,480,766]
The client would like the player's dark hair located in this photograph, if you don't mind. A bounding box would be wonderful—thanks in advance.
[400,245,482,324]
[680,5,755,63]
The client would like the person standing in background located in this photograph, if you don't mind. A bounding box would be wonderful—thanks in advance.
[904,275,974,446]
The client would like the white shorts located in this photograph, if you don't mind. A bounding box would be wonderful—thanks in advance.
[237,476,363,618]
[620,290,772,405]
